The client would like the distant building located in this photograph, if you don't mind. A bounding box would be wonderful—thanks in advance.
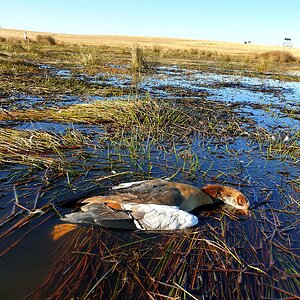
[283,38,292,47]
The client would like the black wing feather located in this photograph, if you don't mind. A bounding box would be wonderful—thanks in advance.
[62,204,138,229]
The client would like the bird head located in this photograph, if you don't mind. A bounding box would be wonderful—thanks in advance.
[201,184,249,212]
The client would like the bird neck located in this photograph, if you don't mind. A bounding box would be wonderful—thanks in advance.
[179,189,215,211]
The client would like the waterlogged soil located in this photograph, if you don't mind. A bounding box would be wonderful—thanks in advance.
[0,61,299,299]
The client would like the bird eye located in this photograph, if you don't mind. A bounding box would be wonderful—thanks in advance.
[237,195,246,205]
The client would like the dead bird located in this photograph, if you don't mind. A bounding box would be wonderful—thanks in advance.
[52,180,249,239]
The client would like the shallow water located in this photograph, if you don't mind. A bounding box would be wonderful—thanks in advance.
[4,64,300,130]
[0,63,299,299]
[0,217,59,299]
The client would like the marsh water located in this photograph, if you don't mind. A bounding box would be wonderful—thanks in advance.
[0,64,299,299]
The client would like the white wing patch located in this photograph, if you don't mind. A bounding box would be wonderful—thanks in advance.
[112,180,147,190]
[122,203,198,230]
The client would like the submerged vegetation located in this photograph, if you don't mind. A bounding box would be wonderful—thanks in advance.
[0,30,299,299]
[28,216,300,299]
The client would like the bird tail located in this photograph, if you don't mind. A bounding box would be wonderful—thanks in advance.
[51,223,78,240]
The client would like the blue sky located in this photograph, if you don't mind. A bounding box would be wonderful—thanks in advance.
[1,0,300,47]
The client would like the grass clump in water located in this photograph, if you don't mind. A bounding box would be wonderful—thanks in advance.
[0,128,88,170]
[131,45,148,72]
[0,98,195,142]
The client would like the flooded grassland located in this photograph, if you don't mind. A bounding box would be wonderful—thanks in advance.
[0,38,299,299]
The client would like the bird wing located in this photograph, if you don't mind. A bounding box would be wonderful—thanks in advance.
[62,180,202,230]
[123,203,198,230]
[61,203,137,229]
[82,179,186,207]
[61,203,198,230]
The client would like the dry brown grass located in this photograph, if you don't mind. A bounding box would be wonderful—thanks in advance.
[1,28,300,58]
[257,50,297,62]
[36,34,56,45]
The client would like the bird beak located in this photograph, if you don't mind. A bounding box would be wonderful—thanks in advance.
[238,209,251,217]
[222,204,251,217]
